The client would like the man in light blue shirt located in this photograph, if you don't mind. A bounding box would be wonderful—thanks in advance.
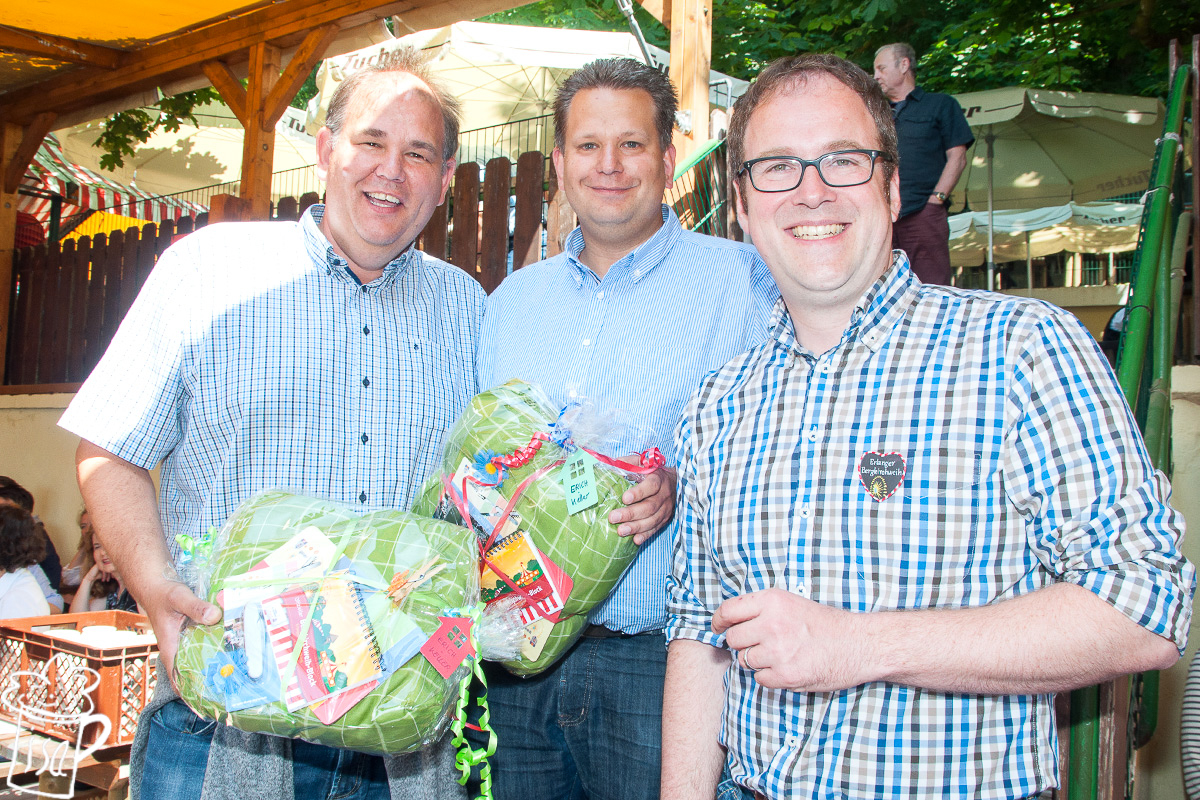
[476,57,778,800]
[60,51,481,800]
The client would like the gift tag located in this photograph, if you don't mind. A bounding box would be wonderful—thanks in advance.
[421,616,476,678]
[561,450,599,514]
[520,618,553,661]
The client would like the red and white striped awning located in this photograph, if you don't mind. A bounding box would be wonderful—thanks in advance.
[18,134,208,232]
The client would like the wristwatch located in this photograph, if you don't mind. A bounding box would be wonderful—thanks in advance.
[933,191,949,203]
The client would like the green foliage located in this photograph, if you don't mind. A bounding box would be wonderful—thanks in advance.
[486,0,1200,99]
[290,65,321,112]
[94,87,220,171]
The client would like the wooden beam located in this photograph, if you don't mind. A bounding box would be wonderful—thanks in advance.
[0,26,122,69]
[668,0,711,164]
[0,123,20,384]
[391,0,541,33]
[0,0,525,125]
[208,193,252,223]
[633,0,670,28]
[240,42,281,220]
[2,113,57,196]
[263,25,339,126]
[201,60,248,126]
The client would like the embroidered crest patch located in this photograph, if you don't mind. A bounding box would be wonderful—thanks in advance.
[858,452,906,501]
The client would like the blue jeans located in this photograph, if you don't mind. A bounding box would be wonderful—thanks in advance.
[716,763,754,800]
[136,699,389,799]
[291,737,390,799]
[137,699,216,800]
[482,632,667,800]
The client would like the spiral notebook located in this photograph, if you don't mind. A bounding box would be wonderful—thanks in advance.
[262,574,385,712]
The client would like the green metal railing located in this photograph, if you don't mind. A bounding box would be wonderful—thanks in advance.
[1067,61,1193,800]
[667,139,729,237]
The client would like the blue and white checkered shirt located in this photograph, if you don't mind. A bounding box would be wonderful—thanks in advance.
[666,253,1193,799]
[60,206,485,561]
[478,206,779,633]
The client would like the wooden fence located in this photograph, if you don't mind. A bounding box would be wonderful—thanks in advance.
[3,152,569,388]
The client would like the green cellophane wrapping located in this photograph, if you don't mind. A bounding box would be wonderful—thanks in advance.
[412,380,636,676]
[175,490,479,754]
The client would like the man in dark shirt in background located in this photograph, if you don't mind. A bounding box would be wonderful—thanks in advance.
[873,43,974,285]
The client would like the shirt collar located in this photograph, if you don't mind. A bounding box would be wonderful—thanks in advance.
[563,205,681,286]
[769,250,918,357]
[300,204,417,289]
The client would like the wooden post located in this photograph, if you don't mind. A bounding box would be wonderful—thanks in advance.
[668,0,712,165]
[479,156,512,293]
[512,151,546,269]
[545,158,574,258]
[205,26,338,223]
[208,193,252,223]
[241,42,282,221]
[0,122,19,382]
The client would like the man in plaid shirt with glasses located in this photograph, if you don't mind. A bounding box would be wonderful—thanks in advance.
[661,53,1194,800]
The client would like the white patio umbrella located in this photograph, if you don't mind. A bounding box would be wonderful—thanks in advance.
[950,87,1162,289]
[54,102,320,201]
[948,201,1143,287]
[306,21,750,164]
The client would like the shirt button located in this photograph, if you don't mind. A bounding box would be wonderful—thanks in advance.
[786,736,799,748]
[568,390,577,398]
[361,433,369,444]
[358,491,367,503]
[799,504,811,519]
[582,339,591,347]
[360,285,368,293]
[807,427,818,442]
[362,377,370,387]
[363,325,370,335]
[596,291,604,299]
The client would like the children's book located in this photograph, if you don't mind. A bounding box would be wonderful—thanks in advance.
[261,575,385,711]
[308,609,428,724]
[480,531,564,620]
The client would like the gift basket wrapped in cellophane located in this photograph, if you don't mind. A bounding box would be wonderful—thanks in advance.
[412,380,665,676]
[174,490,523,775]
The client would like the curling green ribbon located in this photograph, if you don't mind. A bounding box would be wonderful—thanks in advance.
[176,526,218,566]
[449,603,496,800]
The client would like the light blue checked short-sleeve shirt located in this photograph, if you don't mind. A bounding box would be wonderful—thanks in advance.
[60,206,485,561]
[478,206,779,633]
[667,253,1194,799]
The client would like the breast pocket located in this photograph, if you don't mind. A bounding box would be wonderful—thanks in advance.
[857,447,992,609]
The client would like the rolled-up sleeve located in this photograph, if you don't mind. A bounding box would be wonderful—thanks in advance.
[665,404,726,649]
[1004,311,1194,652]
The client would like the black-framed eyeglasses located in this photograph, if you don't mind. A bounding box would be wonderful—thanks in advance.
[738,150,893,192]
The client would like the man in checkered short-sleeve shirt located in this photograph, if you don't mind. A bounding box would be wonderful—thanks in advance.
[661,54,1194,800]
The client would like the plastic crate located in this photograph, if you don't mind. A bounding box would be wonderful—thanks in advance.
[0,610,158,747]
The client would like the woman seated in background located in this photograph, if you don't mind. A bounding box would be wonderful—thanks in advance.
[68,514,138,613]
[0,505,52,619]
[59,508,91,605]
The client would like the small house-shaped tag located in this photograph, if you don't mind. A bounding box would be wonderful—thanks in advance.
[561,450,599,514]
[420,616,476,678]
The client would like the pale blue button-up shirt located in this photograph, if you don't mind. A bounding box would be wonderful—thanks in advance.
[61,206,485,561]
[478,206,778,633]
